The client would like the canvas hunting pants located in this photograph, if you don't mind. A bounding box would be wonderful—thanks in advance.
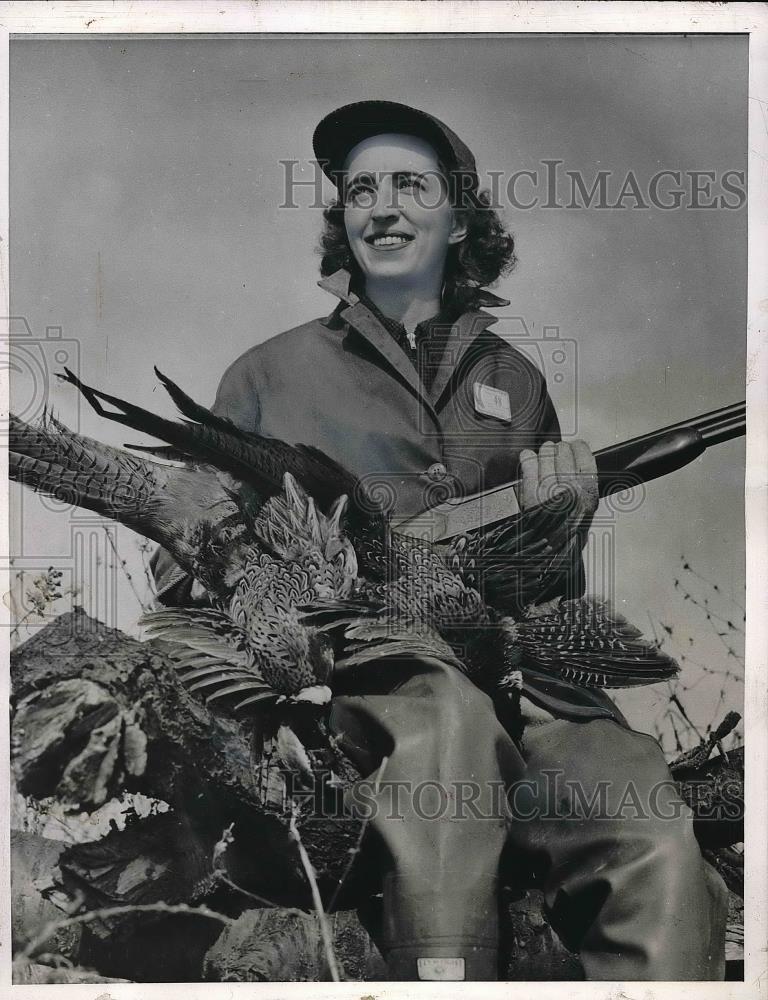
[330,657,728,982]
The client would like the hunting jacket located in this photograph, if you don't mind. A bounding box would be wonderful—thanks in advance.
[152,267,574,601]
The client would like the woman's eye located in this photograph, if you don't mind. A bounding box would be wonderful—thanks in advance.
[346,181,375,205]
[397,176,421,191]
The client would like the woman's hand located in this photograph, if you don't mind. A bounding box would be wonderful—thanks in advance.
[518,440,599,521]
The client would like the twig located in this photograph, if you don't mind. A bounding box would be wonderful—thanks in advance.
[694,611,744,664]
[646,610,661,649]
[9,569,78,646]
[289,805,341,983]
[675,583,745,637]
[326,755,389,914]
[137,538,159,599]
[652,559,745,753]
[16,901,236,961]
[664,706,684,754]
[210,824,311,920]
[10,610,35,644]
[214,872,307,919]
[669,692,703,741]
[679,652,744,681]
[9,571,31,643]
[103,527,152,613]
[8,568,26,625]
[680,557,746,615]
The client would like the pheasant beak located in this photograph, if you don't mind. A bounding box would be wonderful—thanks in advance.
[325,538,344,561]
[324,536,359,579]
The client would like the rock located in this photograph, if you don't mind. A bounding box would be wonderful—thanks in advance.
[11,831,80,961]
[500,889,584,981]
[12,961,132,985]
[203,907,385,982]
[12,679,127,807]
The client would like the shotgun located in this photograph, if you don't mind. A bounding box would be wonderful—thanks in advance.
[393,401,746,542]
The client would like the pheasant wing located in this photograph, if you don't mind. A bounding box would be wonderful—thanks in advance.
[141,607,277,712]
[512,598,679,688]
[447,495,585,615]
[335,614,468,674]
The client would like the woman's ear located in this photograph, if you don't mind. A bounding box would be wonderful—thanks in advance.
[448,210,469,245]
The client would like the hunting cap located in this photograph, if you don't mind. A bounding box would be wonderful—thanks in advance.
[313,100,480,205]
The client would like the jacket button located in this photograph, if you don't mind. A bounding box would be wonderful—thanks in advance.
[426,462,447,481]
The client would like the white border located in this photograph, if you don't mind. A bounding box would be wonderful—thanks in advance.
[0,3,765,999]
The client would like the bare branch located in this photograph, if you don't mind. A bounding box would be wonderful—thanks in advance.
[16,901,236,962]
[289,805,341,983]
[326,755,389,914]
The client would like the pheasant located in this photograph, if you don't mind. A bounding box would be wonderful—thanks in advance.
[8,408,351,709]
[9,368,678,777]
[302,539,677,734]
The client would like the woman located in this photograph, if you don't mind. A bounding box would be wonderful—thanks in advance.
[153,100,727,982]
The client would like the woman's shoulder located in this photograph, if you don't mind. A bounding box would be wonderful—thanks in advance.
[469,317,550,387]
[217,315,337,384]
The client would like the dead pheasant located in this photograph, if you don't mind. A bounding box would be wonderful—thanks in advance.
[9,368,678,769]
[303,546,677,731]
[141,476,358,711]
[8,411,352,711]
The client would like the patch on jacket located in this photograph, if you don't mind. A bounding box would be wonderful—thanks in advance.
[473,381,512,422]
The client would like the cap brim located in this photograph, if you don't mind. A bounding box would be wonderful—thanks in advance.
[312,100,477,195]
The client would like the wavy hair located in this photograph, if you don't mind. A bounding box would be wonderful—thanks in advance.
[318,188,517,312]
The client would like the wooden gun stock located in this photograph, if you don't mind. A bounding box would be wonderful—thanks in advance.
[394,401,746,542]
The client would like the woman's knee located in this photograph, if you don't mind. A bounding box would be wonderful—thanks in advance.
[527,717,672,783]
[522,717,697,833]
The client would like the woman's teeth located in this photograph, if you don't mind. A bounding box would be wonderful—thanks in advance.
[373,235,410,246]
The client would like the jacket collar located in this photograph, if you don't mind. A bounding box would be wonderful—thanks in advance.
[318,268,506,407]
[318,268,360,308]
[318,268,510,309]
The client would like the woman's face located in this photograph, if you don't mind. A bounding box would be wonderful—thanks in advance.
[342,133,467,294]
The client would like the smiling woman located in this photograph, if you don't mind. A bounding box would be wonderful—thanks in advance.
[6,28,750,988]
[141,98,734,984]
[319,151,516,317]
[341,134,468,328]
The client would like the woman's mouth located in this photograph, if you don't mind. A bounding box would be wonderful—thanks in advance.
[364,232,415,250]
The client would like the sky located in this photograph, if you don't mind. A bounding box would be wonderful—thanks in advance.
[8,35,747,746]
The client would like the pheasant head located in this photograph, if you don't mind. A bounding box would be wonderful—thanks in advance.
[245,603,335,705]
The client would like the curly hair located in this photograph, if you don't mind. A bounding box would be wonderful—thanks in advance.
[318,188,517,312]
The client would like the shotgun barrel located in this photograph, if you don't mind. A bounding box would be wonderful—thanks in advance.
[594,402,745,497]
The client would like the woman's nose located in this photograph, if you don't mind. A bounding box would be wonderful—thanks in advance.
[371,178,401,220]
